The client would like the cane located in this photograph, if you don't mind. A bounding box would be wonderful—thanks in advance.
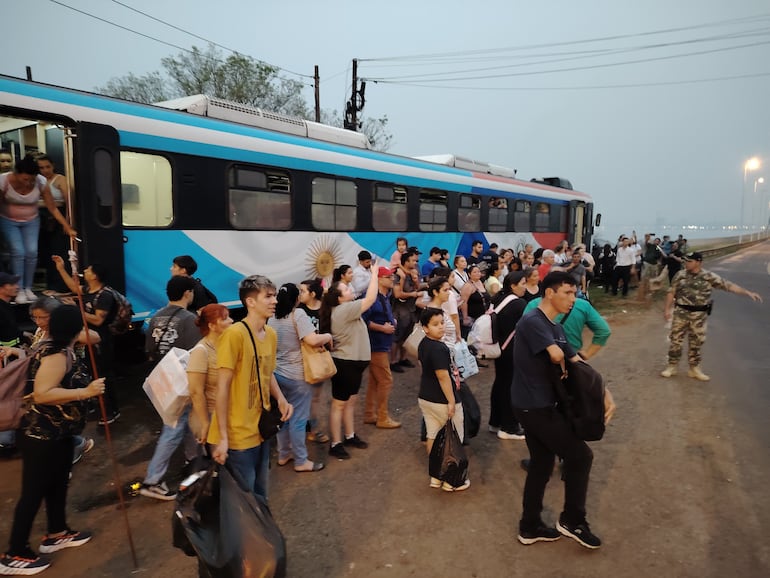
[68,248,139,569]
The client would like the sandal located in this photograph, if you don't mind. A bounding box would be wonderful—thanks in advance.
[277,456,294,466]
[307,431,330,444]
[294,461,325,473]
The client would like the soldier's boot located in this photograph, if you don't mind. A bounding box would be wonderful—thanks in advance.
[687,366,710,381]
[660,365,678,378]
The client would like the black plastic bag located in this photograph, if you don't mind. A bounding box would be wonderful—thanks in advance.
[458,382,481,441]
[172,461,287,577]
[428,420,469,488]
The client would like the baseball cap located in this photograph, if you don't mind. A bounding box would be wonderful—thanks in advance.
[0,272,20,286]
[683,252,703,262]
[377,267,393,278]
[357,250,372,261]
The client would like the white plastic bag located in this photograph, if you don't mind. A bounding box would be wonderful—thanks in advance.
[453,341,479,380]
[143,347,190,427]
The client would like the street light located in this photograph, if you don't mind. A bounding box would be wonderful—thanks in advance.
[755,176,766,239]
[740,157,761,243]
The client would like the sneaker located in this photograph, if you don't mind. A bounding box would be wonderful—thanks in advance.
[329,443,351,460]
[518,524,561,545]
[487,425,500,434]
[25,288,36,301]
[660,365,678,378]
[557,519,601,549]
[376,417,402,429]
[39,529,92,553]
[441,479,470,492]
[0,552,50,575]
[498,428,525,440]
[398,359,416,368]
[14,291,29,305]
[139,481,177,501]
[97,411,120,426]
[429,477,441,489]
[389,363,404,373]
[72,438,95,465]
[343,434,368,449]
[687,366,711,381]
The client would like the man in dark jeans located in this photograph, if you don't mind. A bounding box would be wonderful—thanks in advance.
[511,272,615,549]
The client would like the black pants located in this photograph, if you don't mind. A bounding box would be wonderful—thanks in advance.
[489,355,519,433]
[513,407,593,530]
[9,435,74,555]
[611,265,632,296]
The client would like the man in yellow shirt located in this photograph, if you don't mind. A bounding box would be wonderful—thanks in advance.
[209,275,293,499]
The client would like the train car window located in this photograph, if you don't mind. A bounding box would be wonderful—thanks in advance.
[489,197,508,232]
[228,166,291,230]
[535,202,551,231]
[419,189,447,232]
[514,200,531,231]
[312,177,357,230]
[373,184,408,231]
[559,205,568,232]
[120,152,173,227]
[458,194,481,232]
[94,149,116,227]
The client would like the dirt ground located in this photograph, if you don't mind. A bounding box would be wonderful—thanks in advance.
[1,286,768,577]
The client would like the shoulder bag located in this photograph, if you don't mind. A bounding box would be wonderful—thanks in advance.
[292,311,336,384]
[241,321,283,440]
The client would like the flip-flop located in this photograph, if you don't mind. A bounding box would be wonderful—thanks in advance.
[277,456,294,466]
[294,461,325,473]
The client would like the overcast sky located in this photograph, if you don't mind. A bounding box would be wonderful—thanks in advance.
[4,0,769,238]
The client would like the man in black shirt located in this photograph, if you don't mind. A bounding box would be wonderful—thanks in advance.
[170,255,217,313]
[512,271,614,549]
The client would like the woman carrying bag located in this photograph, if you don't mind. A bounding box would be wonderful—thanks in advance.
[0,305,104,576]
[270,284,333,472]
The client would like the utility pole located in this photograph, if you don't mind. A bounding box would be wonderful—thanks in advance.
[314,65,320,123]
[344,59,366,132]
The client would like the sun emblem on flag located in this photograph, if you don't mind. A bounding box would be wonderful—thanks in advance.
[305,235,344,279]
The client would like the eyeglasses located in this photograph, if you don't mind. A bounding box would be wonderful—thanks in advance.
[30,314,50,321]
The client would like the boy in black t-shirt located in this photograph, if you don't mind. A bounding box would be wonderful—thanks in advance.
[417,308,468,492]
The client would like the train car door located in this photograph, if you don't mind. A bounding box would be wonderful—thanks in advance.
[73,122,126,292]
[568,200,586,246]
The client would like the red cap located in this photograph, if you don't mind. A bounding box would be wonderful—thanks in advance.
[377,266,393,278]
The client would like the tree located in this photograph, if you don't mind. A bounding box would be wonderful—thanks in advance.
[97,44,391,149]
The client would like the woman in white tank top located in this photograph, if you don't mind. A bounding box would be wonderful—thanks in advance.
[0,154,76,304]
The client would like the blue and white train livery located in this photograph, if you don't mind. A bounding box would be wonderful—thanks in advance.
[0,75,594,321]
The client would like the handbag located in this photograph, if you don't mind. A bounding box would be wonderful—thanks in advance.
[428,420,469,488]
[241,321,283,441]
[403,323,425,359]
[292,311,336,384]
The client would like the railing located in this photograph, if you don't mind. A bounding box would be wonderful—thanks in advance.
[692,231,769,260]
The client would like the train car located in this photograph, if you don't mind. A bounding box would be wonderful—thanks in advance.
[0,75,594,321]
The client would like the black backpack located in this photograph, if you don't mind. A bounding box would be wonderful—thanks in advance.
[554,359,606,441]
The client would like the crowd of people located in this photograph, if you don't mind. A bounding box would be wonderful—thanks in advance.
[1,226,763,574]
[592,231,691,300]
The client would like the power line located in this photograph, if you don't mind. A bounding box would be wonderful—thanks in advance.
[369,70,770,91]
[363,27,770,81]
[48,0,312,85]
[358,12,770,62]
[364,38,770,84]
[106,0,312,79]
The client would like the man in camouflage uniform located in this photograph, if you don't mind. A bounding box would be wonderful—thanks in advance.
[661,251,762,381]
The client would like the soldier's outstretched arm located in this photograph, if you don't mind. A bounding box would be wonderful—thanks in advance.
[726,281,763,303]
